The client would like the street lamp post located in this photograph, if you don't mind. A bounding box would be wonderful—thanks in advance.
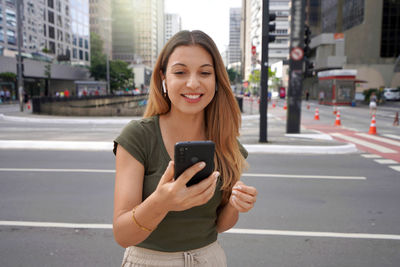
[16,0,24,112]
[106,55,110,94]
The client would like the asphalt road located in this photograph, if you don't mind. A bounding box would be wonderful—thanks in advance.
[1,150,400,267]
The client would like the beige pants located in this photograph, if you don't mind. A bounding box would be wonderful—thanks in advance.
[121,241,227,267]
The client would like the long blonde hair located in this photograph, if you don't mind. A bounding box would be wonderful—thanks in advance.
[144,30,247,205]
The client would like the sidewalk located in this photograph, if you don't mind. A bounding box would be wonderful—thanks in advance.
[0,103,357,154]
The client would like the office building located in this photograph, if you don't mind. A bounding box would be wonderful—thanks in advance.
[228,8,241,65]
[306,0,400,92]
[165,13,181,43]
[0,0,90,65]
[89,0,112,57]
[112,0,164,67]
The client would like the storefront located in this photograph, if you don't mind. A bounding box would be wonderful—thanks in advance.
[317,69,357,105]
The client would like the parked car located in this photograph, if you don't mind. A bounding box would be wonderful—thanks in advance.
[383,88,400,100]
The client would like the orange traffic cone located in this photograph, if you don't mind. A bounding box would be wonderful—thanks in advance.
[394,112,399,126]
[368,115,377,135]
[27,100,31,110]
[314,108,320,120]
[334,110,341,126]
[272,101,276,108]
[283,101,287,110]
[333,105,337,115]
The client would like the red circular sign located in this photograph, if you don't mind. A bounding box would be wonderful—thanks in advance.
[290,47,304,61]
[251,45,256,55]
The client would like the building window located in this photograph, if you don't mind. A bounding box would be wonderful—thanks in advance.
[381,0,400,57]
[85,39,88,49]
[7,29,16,45]
[43,24,47,36]
[0,27,4,43]
[48,0,54,9]
[49,26,55,39]
[73,47,77,58]
[85,51,89,61]
[6,9,17,27]
[57,29,63,41]
[48,10,54,24]
[79,49,83,60]
[79,37,83,48]
[49,41,55,53]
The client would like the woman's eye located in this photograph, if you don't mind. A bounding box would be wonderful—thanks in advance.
[201,72,211,75]
[174,71,185,75]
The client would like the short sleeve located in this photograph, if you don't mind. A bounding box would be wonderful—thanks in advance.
[237,140,248,159]
[113,120,147,166]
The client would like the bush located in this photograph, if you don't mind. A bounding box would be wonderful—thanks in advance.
[362,88,384,104]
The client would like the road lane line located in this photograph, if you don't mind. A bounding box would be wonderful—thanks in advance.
[374,159,398,164]
[243,173,366,180]
[356,133,400,147]
[1,221,400,240]
[0,168,114,173]
[361,154,382,158]
[0,168,366,180]
[331,133,396,153]
[384,134,400,140]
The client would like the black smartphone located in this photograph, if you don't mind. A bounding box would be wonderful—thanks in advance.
[174,141,215,186]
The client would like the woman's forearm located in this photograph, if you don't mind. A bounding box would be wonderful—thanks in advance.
[113,192,168,248]
[216,202,239,233]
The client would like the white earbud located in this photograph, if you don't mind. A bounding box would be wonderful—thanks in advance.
[162,80,167,94]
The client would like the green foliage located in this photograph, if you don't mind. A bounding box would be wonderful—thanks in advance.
[0,72,17,82]
[89,32,134,92]
[362,88,384,104]
[247,68,281,96]
[110,60,135,91]
[226,68,240,84]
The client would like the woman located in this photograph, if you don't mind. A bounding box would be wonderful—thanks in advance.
[369,92,377,116]
[113,30,257,266]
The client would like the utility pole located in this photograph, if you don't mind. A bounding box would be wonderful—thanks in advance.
[106,55,110,94]
[16,0,24,112]
[286,0,306,133]
[259,0,276,142]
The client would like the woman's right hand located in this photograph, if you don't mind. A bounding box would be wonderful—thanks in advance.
[154,161,219,212]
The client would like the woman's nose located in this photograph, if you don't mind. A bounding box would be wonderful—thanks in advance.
[186,74,200,89]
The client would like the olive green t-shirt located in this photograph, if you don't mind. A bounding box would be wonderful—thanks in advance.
[113,115,247,252]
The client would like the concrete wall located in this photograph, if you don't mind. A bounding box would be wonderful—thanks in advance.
[33,95,148,116]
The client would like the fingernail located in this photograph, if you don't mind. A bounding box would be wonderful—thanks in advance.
[233,186,242,190]
[232,190,237,195]
[214,172,220,178]
[199,162,206,168]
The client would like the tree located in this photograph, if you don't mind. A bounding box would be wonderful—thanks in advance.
[226,68,238,84]
[248,69,261,96]
[0,72,17,82]
[110,60,135,91]
[89,32,134,92]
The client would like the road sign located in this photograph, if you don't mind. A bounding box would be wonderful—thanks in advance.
[290,47,304,61]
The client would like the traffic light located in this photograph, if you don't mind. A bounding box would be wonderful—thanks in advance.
[269,13,276,43]
[304,25,311,56]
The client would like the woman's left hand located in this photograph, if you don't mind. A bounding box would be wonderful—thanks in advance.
[229,181,257,213]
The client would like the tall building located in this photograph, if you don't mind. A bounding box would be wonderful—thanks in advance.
[112,0,164,67]
[89,0,112,57]
[165,13,181,43]
[241,0,290,80]
[0,0,90,66]
[228,8,241,65]
[306,0,400,91]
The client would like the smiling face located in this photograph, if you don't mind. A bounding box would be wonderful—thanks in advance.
[163,45,216,117]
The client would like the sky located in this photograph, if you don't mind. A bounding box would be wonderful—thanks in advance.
[165,0,242,53]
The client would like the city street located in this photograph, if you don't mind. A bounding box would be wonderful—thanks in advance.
[1,102,400,266]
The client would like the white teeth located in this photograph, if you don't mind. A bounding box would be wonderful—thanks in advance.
[184,94,201,99]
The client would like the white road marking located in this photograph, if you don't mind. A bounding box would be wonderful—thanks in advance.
[331,133,397,153]
[243,173,366,180]
[361,154,382,158]
[0,168,366,180]
[374,159,399,164]
[384,134,400,140]
[0,140,112,151]
[0,168,114,173]
[226,228,400,240]
[356,133,400,147]
[389,166,400,172]
[1,220,400,240]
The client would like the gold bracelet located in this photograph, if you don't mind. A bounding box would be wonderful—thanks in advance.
[131,206,153,232]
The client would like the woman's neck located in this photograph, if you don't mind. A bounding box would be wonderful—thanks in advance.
[161,111,206,141]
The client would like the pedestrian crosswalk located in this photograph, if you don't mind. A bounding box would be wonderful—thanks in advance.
[329,132,400,172]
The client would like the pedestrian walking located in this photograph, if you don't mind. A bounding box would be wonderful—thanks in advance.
[113,30,257,266]
[319,90,324,104]
[305,89,310,101]
[369,92,377,116]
